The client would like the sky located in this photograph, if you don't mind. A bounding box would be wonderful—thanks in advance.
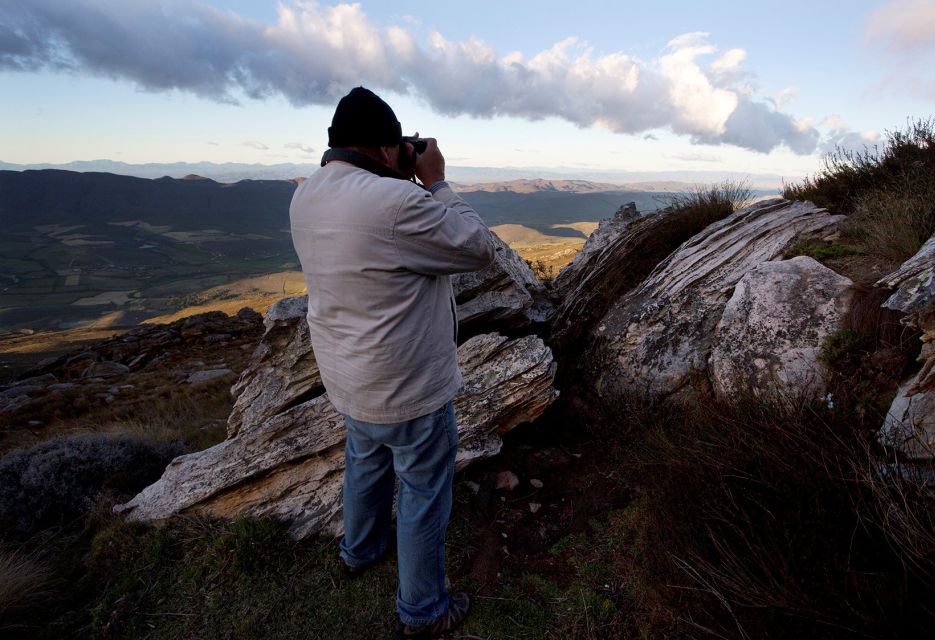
[2,0,934,185]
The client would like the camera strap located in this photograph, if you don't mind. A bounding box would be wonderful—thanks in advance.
[320,148,417,184]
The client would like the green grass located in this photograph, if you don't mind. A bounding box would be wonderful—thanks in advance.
[784,240,861,263]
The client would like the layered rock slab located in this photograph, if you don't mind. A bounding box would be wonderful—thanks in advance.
[585,199,846,398]
[709,256,853,400]
[115,333,558,539]
[549,200,740,358]
[452,231,551,334]
[878,234,935,459]
[227,296,321,437]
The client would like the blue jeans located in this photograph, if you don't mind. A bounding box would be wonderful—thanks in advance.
[340,400,459,626]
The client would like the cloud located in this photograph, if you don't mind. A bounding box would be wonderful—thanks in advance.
[866,0,935,53]
[643,133,659,141]
[818,127,881,155]
[0,1,821,154]
[775,87,798,106]
[284,141,314,153]
[669,152,721,163]
[243,140,269,150]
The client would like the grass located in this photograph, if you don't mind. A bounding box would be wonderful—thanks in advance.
[657,179,753,221]
[784,117,935,264]
[0,547,56,633]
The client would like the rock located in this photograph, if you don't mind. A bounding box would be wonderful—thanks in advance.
[452,232,552,335]
[878,235,935,459]
[227,296,323,437]
[530,478,543,489]
[202,334,231,343]
[550,200,738,358]
[495,471,520,491]
[529,503,542,514]
[709,257,853,401]
[585,199,846,398]
[48,383,79,392]
[880,377,935,460]
[84,361,130,378]
[236,307,263,322]
[878,234,935,324]
[0,385,43,400]
[116,332,558,539]
[464,481,480,494]
[7,373,57,388]
[187,369,235,385]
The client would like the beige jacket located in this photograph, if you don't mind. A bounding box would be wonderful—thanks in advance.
[289,161,496,423]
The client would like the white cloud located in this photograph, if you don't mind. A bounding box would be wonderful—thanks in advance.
[866,0,935,53]
[0,1,821,155]
[776,87,798,107]
[284,142,314,153]
[243,140,269,150]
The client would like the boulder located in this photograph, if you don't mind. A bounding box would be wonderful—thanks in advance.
[227,297,322,437]
[584,199,846,398]
[116,332,559,539]
[451,232,551,335]
[877,234,935,459]
[709,256,853,400]
[550,199,740,358]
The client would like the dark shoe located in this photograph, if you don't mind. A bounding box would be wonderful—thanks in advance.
[395,592,470,639]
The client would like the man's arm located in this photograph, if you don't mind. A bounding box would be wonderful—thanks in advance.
[393,183,496,276]
[393,138,495,276]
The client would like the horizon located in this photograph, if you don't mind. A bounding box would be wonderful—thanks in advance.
[2,1,934,184]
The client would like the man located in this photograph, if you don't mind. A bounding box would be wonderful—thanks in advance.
[289,87,495,638]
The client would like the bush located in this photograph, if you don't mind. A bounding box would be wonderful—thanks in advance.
[0,434,184,539]
[659,179,753,222]
[783,117,935,262]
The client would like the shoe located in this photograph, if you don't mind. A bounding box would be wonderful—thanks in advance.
[395,591,470,639]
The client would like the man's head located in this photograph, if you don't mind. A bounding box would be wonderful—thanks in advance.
[328,87,409,173]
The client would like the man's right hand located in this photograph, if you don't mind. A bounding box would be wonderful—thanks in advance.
[414,138,445,187]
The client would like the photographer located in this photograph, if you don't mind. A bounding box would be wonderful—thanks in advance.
[289,87,495,638]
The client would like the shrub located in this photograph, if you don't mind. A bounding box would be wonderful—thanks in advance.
[659,179,753,221]
[783,117,935,262]
[0,434,184,539]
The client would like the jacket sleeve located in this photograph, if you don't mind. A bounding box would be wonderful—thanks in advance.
[393,183,496,276]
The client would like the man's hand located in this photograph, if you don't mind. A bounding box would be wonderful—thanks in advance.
[414,138,445,187]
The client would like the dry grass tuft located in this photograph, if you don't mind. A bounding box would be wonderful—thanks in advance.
[0,546,56,630]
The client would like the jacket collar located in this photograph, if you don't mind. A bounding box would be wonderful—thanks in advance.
[321,148,412,182]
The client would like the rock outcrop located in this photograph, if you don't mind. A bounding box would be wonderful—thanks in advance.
[227,297,322,437]
[116,333,558,539]
[878,234,935,459]
[452,232,552,334]
[583,199,846,398]
[709,256,853,400]
[549,200,738,358]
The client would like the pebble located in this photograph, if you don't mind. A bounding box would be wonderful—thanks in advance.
[529,503,542,514]
[530,478,544,489]
[495,470,520,491]
[464,481,480,494]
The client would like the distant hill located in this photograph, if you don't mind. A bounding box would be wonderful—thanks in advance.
[453,178,626,193]
[1,169,661,331]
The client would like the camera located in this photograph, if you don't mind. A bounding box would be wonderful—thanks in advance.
[398,135,427,177]
[402,135,427,155]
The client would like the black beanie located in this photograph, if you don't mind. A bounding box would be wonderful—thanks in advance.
[327,87,402,148]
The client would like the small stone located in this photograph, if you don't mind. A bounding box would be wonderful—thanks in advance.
[529,503,542,514]
[464,481,480,494]
[495,471,520,491]
[27,420,43,427]
[530,478,544,489]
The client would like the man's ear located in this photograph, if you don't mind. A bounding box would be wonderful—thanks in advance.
[378,146,393,165]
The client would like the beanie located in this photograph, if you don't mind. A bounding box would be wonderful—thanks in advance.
[327,87,402,148]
